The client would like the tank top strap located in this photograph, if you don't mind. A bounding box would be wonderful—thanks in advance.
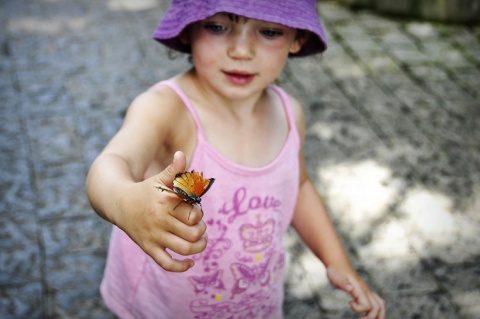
[150,80,205,138]
[269,85,298,137]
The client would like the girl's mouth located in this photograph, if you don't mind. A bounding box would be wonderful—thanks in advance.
[223,70,256,85]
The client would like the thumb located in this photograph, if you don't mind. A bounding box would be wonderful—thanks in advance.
[157,151,186,188]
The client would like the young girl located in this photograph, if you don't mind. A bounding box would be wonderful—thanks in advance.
[86,0,386,318]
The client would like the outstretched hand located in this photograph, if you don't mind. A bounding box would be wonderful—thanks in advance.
[116,151,208,272]
[327,266,386,319]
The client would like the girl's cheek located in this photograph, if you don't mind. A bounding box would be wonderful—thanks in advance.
[192,37,225,61]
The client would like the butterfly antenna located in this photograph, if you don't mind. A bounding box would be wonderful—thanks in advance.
[155,185,175,193]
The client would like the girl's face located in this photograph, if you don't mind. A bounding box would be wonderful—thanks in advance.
[186,13,303,100]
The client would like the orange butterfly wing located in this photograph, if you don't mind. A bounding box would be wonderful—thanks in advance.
[173,170,215,205]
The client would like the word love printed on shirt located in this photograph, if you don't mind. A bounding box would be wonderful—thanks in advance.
[218,187,282,223]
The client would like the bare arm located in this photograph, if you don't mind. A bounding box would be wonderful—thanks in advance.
[289,96,386,319]
[86,88,207,272]
[292,176,352,270]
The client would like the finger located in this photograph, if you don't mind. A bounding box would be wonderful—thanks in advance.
[350,297,372,314]
[379,295,386,319]
[369,294,386,319]
[358,296,379,319]
[149,246,195,272]
[170,203,204,225]
[154,188,195,220]
[355,293,384,319]
[348,283,372,314]
[163,213,207,243]
[160,231,208,257]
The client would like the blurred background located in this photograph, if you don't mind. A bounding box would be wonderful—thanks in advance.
[1,0,479,318]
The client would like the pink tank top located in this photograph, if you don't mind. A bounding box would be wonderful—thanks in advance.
[100,81,300,319]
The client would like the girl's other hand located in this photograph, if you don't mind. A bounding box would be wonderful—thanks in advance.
[327,265,386,319]
[116,151,208,272]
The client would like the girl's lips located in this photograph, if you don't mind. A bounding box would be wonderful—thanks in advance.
[223,70,256,85]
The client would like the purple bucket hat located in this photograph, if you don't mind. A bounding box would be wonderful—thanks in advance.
[153,0,327,57]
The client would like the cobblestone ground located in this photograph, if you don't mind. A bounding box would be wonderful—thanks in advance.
[1,1,479,318]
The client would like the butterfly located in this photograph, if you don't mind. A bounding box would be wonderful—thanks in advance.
[188,270,225,295]
[156,170,215,211]
[230,250,274,296]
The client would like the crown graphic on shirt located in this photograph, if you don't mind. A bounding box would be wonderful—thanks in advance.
[239,215,275,253]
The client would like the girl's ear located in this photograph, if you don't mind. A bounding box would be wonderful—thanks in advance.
[289,30,310,54]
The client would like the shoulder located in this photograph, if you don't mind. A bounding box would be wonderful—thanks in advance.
[289,93,306,143]
[119,80,195,151]
[122,82,193,138]
[127,83,185,119]
[272,87,306,138]
[270,86,305,120]
[287,93,305,123]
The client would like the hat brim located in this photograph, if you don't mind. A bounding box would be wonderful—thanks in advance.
[153,1,327,57]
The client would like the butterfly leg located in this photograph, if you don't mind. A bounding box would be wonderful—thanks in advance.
[172,200,194,220]
[173,200,184,210]
[187,206,193,220]
[156,186,185,211]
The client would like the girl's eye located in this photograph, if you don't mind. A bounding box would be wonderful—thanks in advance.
[204,23,227,34]
[260,29,284,38]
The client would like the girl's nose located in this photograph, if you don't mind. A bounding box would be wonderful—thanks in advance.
[228,30,254,60]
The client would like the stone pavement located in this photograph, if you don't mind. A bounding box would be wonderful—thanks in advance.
[1,0,479,318]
